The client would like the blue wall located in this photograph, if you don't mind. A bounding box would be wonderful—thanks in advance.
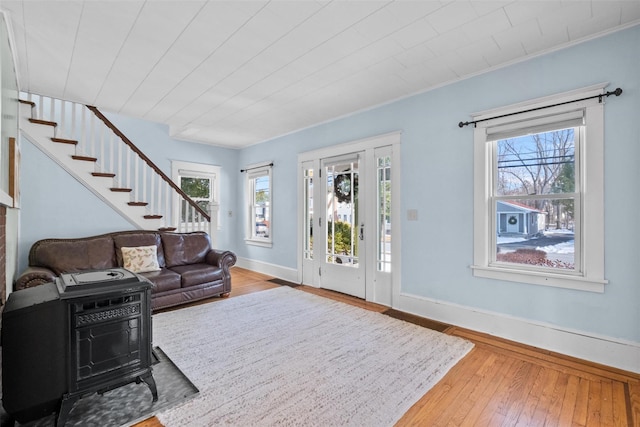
[18,25,639,344]
[19,140,133,272]
[18,116,239,273]
[103,112,240,251]
[236,25,640,343]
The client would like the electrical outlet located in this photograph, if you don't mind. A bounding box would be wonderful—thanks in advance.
[407,209,418,221]
[228,210,233,217]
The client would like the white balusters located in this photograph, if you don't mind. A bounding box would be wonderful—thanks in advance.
[21,92,209,232]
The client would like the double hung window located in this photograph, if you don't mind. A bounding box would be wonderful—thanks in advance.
[245,163,272,246]
[472,85,607,292]
[171,161,220,233]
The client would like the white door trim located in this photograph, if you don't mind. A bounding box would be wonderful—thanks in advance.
[297,131,402,305]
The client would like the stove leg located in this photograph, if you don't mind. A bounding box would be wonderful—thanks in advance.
[141,374,158,402]
[57,395,78,427]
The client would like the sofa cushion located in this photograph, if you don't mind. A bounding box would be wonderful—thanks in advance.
[170,263,223,288]
[30,236,116,275]
[161,232,210,267]
[121,245,161,273]
[139,268,181,293]
[113,232,165,267]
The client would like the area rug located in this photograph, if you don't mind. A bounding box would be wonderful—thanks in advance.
[153,287,474,426]
[4,348,198,427]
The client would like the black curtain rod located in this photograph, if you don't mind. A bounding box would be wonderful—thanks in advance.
[458,87,623,128]
[240,162,274,173]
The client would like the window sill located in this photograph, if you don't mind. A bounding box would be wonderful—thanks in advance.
[245,238,272,248]
[471,265,607,293]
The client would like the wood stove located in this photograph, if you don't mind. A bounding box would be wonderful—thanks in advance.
[2,268,157,426]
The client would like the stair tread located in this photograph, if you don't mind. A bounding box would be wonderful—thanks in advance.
[29,118,57,127]
[144,215,163,219]
[128,202,148,206]
[159,227,177,232]
[91,172,116,177]
[52,137,78,145]
[72,155,97,162]
[19,99,36,107]
[110,188,132,192]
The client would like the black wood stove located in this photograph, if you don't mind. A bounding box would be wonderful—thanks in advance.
[2,268,157,426]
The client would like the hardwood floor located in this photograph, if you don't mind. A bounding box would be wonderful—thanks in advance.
[137,267,640,427]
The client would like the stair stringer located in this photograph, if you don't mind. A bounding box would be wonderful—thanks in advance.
[19,102,162,230]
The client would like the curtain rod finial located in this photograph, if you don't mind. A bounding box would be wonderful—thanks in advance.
[614,87,622,96]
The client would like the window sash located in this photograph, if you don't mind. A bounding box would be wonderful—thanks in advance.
[488,124,582,275]
[486,110,584,141]
[245,163,272,245]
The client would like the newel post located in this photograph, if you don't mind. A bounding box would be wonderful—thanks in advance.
[209,200,219,248]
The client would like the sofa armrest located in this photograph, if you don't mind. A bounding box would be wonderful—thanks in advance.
[206,249,237,273]
[15,267,57,291]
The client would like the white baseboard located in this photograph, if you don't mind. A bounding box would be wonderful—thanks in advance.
[235,257,299,283]
[233,260,639,374]
[397,292,640,374]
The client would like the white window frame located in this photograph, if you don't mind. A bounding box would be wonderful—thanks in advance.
[471,84,608,292]
[171,161,220,229]
[245,162,273,247]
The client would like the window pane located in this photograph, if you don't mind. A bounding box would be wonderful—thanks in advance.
[254,206,269,238]
[180,177,210,198]
[253,175,270,238]
[253,176,269,205]
[180,176,212,223]
[496,128,575,196]
[325,162,358,267]
[496,198,575,270]
[377,156,391,272]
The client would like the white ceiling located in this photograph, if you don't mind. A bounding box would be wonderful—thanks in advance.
[2,1,639,148]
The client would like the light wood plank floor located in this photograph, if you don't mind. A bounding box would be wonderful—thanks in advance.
[137,267,640,427]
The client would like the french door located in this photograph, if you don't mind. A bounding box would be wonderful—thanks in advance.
[299,133,400,305]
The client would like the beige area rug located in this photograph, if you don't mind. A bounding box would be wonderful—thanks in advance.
[152,286,473,426]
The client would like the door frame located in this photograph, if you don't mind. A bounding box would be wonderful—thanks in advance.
[296,131,402,306]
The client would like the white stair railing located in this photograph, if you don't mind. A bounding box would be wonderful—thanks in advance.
[22,92,213,233]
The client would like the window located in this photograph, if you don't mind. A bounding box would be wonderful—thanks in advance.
[171,161,220,233]
[245,163,272,247]
[303,167,313,260]
[180,175,213,222]
[376,153,392,273]
[472,85,607,292]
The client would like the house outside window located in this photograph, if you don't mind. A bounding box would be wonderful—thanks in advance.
[472,84,607,292]
[245,163,272,247]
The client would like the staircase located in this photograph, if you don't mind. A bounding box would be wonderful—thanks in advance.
[18,94,215,235]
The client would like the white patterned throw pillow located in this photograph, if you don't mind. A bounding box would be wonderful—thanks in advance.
[121,245,161,273]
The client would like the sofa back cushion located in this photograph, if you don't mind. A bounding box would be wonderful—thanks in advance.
[161,232,210,267]
[30,236,116,275]
[113,232,165,268]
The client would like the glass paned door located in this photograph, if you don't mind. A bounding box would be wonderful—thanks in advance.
[319,153,365,298]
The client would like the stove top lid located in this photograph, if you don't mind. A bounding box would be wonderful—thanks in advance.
[70,269,134,284]
[57,268,147,296]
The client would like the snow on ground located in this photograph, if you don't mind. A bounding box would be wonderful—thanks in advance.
[496,236,527,244]
[537,240,574,254]
[544,229,574,235]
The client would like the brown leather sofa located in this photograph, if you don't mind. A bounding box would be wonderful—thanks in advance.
[15,230,237,311]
